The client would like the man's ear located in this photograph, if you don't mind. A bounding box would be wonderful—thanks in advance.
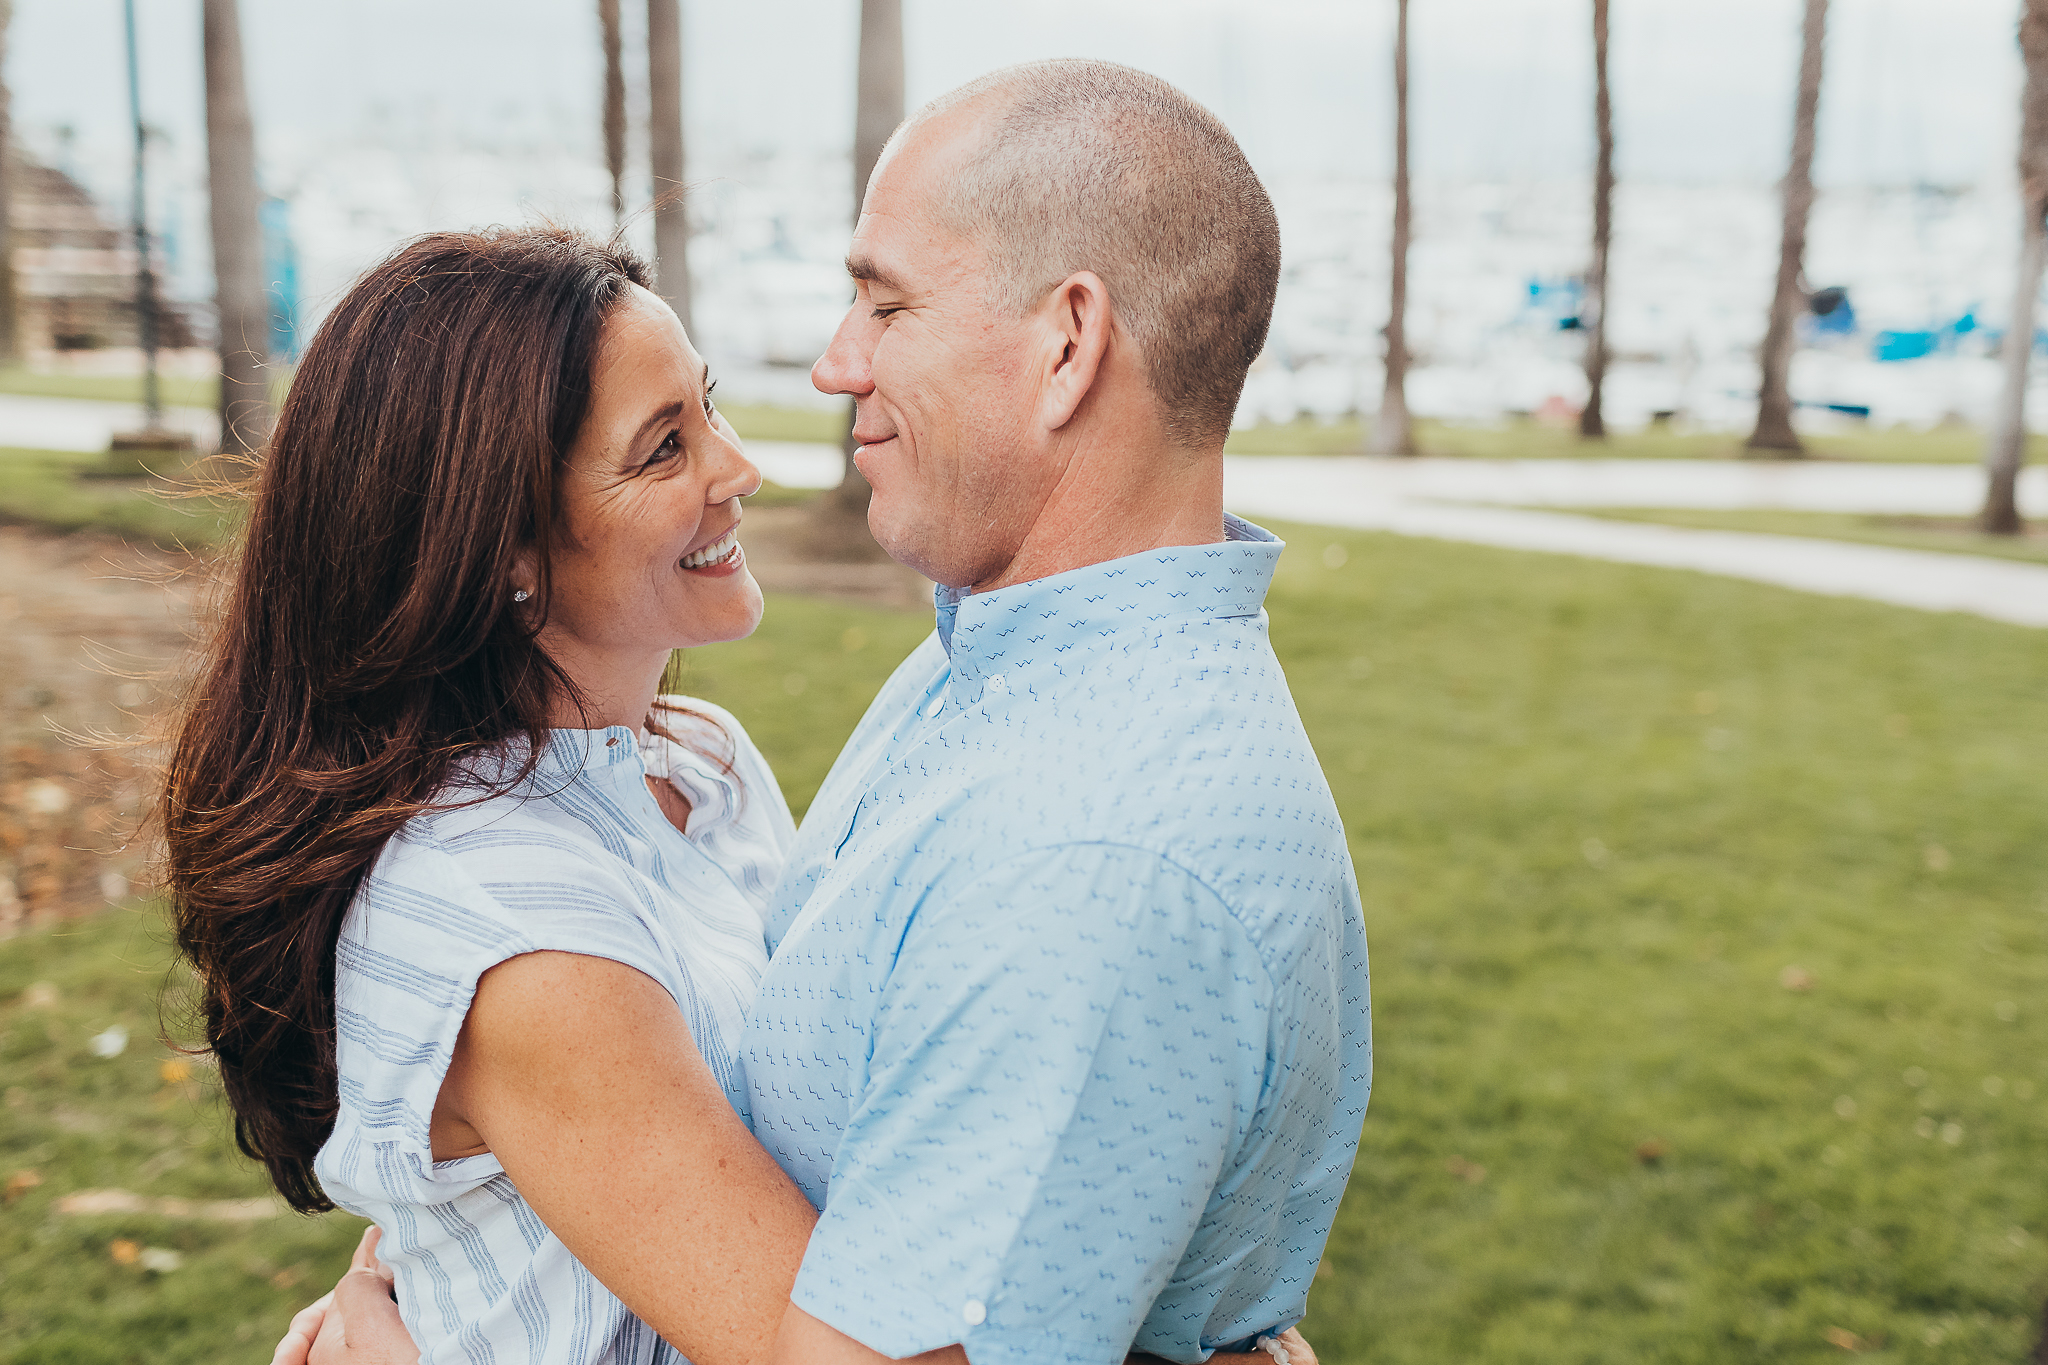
[1036,271,1115,433]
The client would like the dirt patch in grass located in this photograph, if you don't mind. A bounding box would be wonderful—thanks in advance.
[0,527,206,935]
[0,503,931,934]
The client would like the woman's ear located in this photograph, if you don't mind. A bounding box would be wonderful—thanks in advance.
[509,547,540,607]
[1036,271,1115,433]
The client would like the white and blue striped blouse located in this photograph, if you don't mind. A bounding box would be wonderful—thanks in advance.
[314,698,792,1365]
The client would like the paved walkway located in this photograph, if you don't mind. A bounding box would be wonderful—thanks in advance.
[1224,454,2048,516]
[1220,457,2048,629]
[10,395,2042,628]
[757,445,2048,628]
[0,393,217,452]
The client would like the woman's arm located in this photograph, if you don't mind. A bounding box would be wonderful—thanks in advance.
[290,1256,1317,1365]
[437,948,815,1364]
[280,953,1312,1365]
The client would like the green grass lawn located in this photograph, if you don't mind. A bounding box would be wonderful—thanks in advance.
[0,447,241,549]
[5,530,2045,1362]
[0,913,370,1364]
[1224,415,2027,465]
[0,368,221,412]
[1579,507,2048,567]
[0,444,820,549]
[0,367,845,448]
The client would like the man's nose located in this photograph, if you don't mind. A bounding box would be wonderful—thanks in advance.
[812,306,875,399]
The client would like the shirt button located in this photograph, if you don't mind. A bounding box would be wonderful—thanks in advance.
[924,691,946,718]
[986,673,1007,695]
[961,1300,987,1326]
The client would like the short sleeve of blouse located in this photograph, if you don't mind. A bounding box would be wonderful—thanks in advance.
[323,822,680,1205]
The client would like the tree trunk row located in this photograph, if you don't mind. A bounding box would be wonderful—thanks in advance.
[1749,0,1828,456]
[203,0,269,461]
[1579,0,1613,441]
[815,0,903,549]
[1983,0,2048,534]
[646,0,691,336]
[1371,0,1415,457]
[600,0,627,229]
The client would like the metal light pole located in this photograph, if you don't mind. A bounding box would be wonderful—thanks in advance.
[123,0,162,432]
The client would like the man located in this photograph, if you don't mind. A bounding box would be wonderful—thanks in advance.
[289,58,1369,1365]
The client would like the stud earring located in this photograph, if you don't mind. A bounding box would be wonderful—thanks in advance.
[512,588,531,603]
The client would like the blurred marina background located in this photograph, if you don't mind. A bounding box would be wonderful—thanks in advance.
[10,0,2040,432]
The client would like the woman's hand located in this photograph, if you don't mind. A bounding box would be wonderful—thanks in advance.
[1128,1326,1319,1365]
[271,1227,411,1365]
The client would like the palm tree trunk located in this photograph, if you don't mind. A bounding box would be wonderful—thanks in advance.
[1748,0,1828,457]
[814,0,903,550]
[1370,0,1416,456]
[646,0,690,335]
[1984,0,2048,535]
[599,0,626,228]
[202,0,269,459]
[0,0,18,366]
[1579,0,1613,441]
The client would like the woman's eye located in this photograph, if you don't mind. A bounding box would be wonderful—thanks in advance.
[648,430,682,464]
[870,306,902,321]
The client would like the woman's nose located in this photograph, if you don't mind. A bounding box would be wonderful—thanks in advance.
[709,427,762,502]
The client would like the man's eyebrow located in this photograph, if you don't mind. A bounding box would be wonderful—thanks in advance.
[846,255,910,292]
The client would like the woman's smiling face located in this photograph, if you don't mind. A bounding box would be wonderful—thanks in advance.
[529,285,763,695]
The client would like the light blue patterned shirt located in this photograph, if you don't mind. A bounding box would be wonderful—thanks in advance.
[315,702,793,1365]
[743,516,1372,1365]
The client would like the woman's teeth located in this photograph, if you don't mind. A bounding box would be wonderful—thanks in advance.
[680,526,740,570]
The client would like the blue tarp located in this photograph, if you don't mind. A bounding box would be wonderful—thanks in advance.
[1873,330,1939,362]
[260,197,301,360]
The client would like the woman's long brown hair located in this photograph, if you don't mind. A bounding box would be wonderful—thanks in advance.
[164,227,659,1212]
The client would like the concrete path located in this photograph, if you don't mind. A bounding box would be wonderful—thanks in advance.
[748,441,846,489]
[11,397,2042,628]
[1220,458,2048,629]
[1225,454,2048,516]
[757,443,2048,628]
[0,393,217,453]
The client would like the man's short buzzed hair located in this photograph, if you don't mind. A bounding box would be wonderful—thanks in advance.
[904,59,1280,450]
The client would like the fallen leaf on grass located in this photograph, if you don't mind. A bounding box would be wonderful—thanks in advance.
[1634,1139,1669,1166]
[1824,1326,1865,1351]
[110,1238,141,1265]
[138,1247,183,1273]
[159,1059,191,1084]
[88,1024,128,1058]
[57,1188,282,1221]
[270,1265,304,1290]
[1445,1156,1487,1183]
[22,780,70,816]
[5,1169,42,1202]
[1779,966,1815,992]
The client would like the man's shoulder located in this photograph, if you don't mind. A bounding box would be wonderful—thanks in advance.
[931,637,1355,965]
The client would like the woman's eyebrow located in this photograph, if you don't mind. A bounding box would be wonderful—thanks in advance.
[628,399,688,449]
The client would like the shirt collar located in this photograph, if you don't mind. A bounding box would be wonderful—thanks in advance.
[533,725,643,777]
[933,514,1283,688]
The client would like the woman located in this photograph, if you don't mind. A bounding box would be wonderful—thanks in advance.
[168,226,1311,1365]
